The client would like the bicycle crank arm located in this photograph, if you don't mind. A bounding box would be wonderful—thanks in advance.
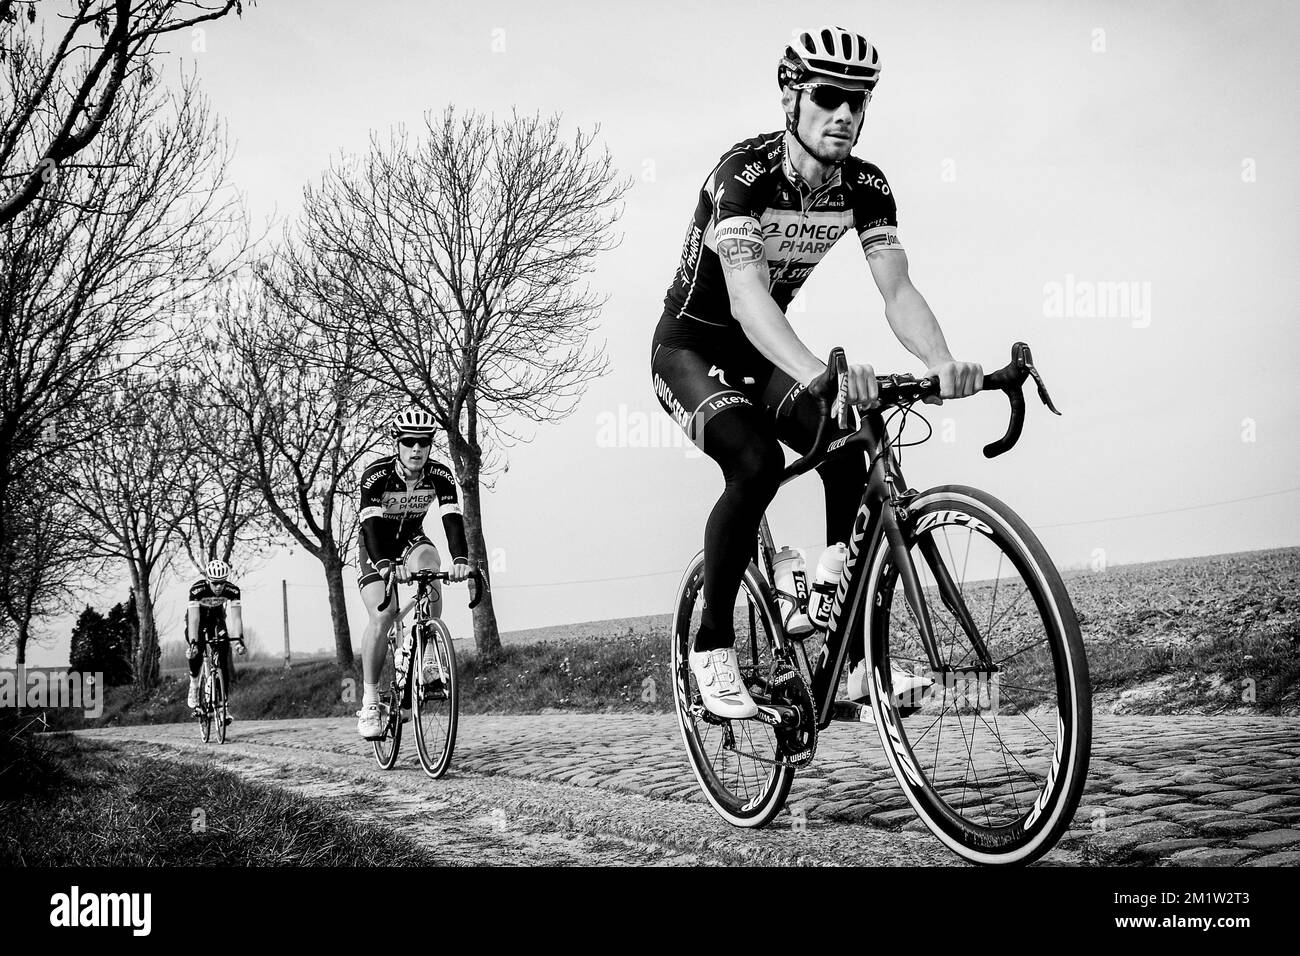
[689,701,799,727]
[752,703,799,727]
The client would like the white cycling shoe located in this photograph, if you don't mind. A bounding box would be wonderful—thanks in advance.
[187,682,200,709]
[847,661,934,712]
[356,703,384,739]
[689,648,759,720]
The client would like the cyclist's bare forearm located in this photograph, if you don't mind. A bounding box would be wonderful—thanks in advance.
[735,295,825,384]
[883,284,953,367]
[725,289,821,387]
[868,248,953,367]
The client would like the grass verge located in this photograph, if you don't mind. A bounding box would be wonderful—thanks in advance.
[0,722,439,866]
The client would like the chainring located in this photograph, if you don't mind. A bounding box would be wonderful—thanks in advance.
[768,652,817,767]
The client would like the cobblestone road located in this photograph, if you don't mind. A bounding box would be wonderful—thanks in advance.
[75,713,1300,866]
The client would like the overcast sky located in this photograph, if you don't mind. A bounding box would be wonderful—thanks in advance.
[12,0,1299,666]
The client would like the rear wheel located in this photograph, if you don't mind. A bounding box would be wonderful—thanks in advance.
[864,484,1091,865]
[196,668,212,743]
[372,634,402,769]
[671,551,794,828]
[414,618,458,779]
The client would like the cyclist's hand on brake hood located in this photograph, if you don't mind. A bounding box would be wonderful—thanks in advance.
[808,361,880,410]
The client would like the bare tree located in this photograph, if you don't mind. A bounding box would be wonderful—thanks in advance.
[0,71,241,626]
[67,372,191,687]
[0,467,98,667]
[192,275,389,668]
[274,109,628,657]
[174,374,277,577]
[0,0,248,225]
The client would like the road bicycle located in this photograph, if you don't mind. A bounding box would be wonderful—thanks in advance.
[371,568,483,778]
[193,631,241,744]
[670,343,1091,865]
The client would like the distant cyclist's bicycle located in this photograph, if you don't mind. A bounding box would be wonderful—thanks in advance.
[194,631,240,745]
[371,568,484,778]
[671,343,1091,865]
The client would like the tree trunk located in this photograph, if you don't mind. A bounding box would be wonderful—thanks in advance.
[14,620,28,715]
[321,541,354,669]
[458,467,502,659]
[132,578,160,689]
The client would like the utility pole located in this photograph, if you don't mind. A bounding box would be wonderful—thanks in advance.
[281,579,291,670]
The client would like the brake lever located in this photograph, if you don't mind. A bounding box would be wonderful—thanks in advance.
[1027,363,1061,416]
[1010,342,1061,416]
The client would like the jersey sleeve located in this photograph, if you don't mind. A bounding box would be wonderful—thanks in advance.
[704,149,770,251]
[429,462,461,517]
[187,581,204,608]
[358,463,386,523]
[850,162,905,257]
[224,584,241,605]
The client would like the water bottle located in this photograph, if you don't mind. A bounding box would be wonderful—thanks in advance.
[772,546,813,637]
[808,543,849,629]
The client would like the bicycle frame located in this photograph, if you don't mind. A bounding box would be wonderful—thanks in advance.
[380,572,471,733]
[199,635,235,707]
[757,405,990,731]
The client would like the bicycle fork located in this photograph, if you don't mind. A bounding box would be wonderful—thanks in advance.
[883,485,998,682]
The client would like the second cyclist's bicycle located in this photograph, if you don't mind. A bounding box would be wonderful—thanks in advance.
[193,631,240,745]
[671,343,1091,865]
[371,568,483,778]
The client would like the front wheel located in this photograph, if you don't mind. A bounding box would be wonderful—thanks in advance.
[414,619,458,779]
[670,551,795,828]
[864,484,1091,865]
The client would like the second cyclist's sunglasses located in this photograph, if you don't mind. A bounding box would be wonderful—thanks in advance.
[397,436,433,448]
[802,84,871,113]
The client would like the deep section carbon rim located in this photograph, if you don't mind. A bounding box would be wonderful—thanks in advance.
[372,636,402,769]
[671,555,794,828]
[866,485,1090,864]
[414,619,458,779]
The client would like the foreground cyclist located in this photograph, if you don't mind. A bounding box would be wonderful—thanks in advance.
[186,559,246,718]
[652,25,982,718]
[355,408,470,739]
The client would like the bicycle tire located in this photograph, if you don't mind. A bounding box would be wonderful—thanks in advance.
[214,669,227,744]
[196,669,212,743]
[414,618,458,779]
[372,634,402,769]
[671,551,795,828]
[864,484,1091,865]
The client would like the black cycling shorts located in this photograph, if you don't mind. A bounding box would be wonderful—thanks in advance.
[651,319,807,446]
[356,531,436,588]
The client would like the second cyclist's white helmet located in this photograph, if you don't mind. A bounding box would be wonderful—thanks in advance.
[778,26,881,91]
[390,406,437,439]
[206,559,230,581]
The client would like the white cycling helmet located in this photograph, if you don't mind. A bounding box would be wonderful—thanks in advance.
[778,26,881,92]
[206,559,230,581]
[390,406,437,439]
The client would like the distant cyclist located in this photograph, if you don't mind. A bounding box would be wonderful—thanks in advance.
[186,558,246,717]
[354,407,470,739]
[652,25,983,718]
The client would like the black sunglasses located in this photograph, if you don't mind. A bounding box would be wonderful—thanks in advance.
[397,436,432,448]
[805,84,869,113]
